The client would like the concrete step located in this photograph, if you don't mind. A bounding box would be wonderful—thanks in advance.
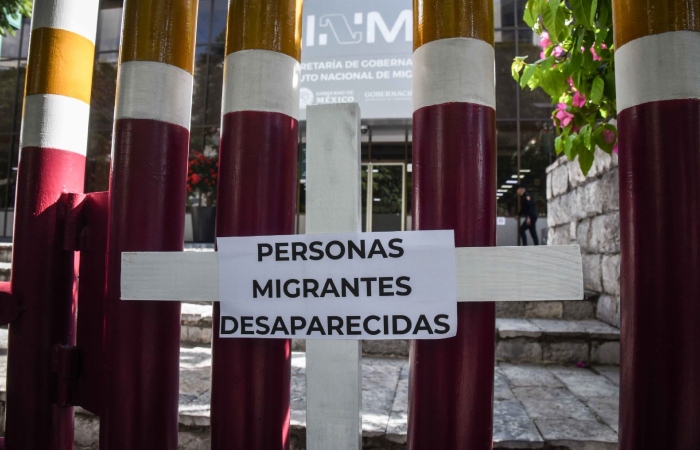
[181,305,620,365]
[496,318,619,365]
[0,244,10,265]
[0,263,9,282]
[496,291,600,320]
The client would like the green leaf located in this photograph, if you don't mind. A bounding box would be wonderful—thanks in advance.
[563,134,576,159]
[571,0,598,28]
[511,58,527,81]
[539,56,556,71]
[554,135,564,155]
[570,47,584,72]
[541,0,567,44]
[579,124,592,149]
[590,76,604,104]
[597,0,611,28]
[604,69,616,99]
[524,0,539,28]
[578,148,594,175]
[539,70,568,99]
[520,64,538,89]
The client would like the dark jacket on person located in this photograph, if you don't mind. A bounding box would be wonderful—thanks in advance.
[519,190,538,220]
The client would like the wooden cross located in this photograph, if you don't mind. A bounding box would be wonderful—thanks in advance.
[121,103,583,450]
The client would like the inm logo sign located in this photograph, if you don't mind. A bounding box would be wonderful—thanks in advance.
[305,10,412,46]
[299,0,414,120]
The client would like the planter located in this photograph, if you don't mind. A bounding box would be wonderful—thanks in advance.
[191,206,216,243]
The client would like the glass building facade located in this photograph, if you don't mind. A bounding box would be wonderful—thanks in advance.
[0,0,555,241]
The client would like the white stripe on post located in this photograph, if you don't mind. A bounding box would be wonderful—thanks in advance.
[115,61,194,130]
[305,103,362,450]
[615,30,700,111]
[412,37,496,111]
[222,49,301,119]
[20,94,91,154]
[31,0,100,41]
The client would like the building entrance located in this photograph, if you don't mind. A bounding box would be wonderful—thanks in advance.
[361,162,407,232]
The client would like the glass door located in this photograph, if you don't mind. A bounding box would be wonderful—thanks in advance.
[361,163,406,232]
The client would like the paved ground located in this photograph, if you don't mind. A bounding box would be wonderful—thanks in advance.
[176,346,619,449]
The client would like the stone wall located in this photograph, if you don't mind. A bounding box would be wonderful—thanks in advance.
[546,150,620,327]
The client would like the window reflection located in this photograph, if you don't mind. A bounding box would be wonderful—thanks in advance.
[97,8,123,53]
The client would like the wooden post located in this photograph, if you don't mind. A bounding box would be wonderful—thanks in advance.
[408,0,497,448]
[305,104,363,450]
[613,1,700,448]
[6,0,98,447]
[100,1,197,448]
[211,0,302,448]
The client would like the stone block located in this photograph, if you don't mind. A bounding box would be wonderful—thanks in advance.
[181,325,212,344]
[496,338,543,364]
[548,224,571,246]
[496,301,526,318]
[587,397,619,432]
[593,366,620,386]
[568,158,588,188]
[570,220,578,240]
[548,366,619,401]
[596,295,620,327]
[562,299,597,320]
[588,213,620,253]
[493,400,544,447]
[547,171,553,200]
[548,193,575,227]
[602,169,619,212]
[494,371,516,401]
[74,412,100,449]
[576,180,608,219]
[582,254,603,292]
[551,164,569,197]
[591,341,620,365]
[512,386,597,421]
[362,339,409,357]
[292,339,306,351]
[546,156,565,174]
[500,363,564,388]
[601,254,620,296]
[525,301,563,319]
[576,219,591,251]
[591,148,614,176]
[542,341,589,364]
[497,318,543,338]
[534,419,617,449]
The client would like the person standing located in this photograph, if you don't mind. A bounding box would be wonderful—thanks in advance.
[517,186,539,245]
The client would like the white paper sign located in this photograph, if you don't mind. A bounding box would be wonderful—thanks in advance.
[216,230,457,339]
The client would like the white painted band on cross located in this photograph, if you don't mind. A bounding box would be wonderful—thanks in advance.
[121,245,583,302]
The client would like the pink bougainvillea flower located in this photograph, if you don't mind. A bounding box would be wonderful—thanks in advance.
[613,142,619,154]
[554,103,574,127]
[539,32,551,49]
[572,91,586,108]
[540,51,546,59]
[576,361,587,368]
[552,45,564,57]
[567,77,575,88]
[591,46,602,61]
